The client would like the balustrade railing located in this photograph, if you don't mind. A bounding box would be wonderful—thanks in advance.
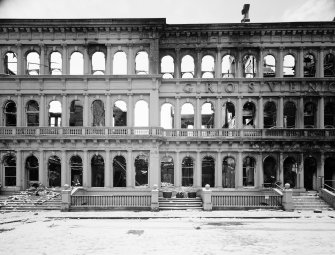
[212,194,282,208]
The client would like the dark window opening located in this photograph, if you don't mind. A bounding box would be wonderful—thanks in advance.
[91,155,104,187]
[222,157,235,188]
[4,101,17,127]
[283,157,297,188]
[304,102,316,128]
[69,100,83,126]
[202,156,215,187]
[264,101,277,128]
[324,53,335,77]
[304,157,317,190]
[3,154,16,186]
[182,157,193,186]
[324,157,335,189]
[161,156,174,186]
[222,102,235,128]
[135,154,148,187]
[70,155,83,186]
[243,102,255,127]
[263,156,277,187]
[92,100,105,126]
[113,155,126,187]
[284,101,296,128]
[48,155,61,187]
[243,156,255,186]
[25,156,39,186]
[26,100,39,126]
[304,53,316,77]
[325,103,335,128]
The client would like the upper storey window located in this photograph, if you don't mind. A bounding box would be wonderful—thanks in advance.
[26,100,39,126]
[243,102,255,127]
[50,52,62,75]
[304,102,316,128]
[283,54,295,77]
[135,51,149,75]
[113,51,127,75]
[70,52,84,75]
[92,52,105,75]
[4,101,17,127]
[222,55,235,78]
[26,52,40,75]
[201,55,215,78]
[201,102,214,129]
[263,55,276,77]
[243,54,257,78]
[304,53,316,77]
[324,53,335,77]
[161,55,174,79]
[181,55,194,78]
[49,101,62,127]
[4,52,17,75]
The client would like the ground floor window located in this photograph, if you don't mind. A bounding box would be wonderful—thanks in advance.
[263,156,277,186]
[113,155,126,187]
[48,155,61,187]
[243,156,255,186]
[283,157,297,188]
[25,155,39,186]
[70,155,83,186]
[304,157,317,190]
[325,157,335,189]
[202,156,215,187]
[135,154,148,187]
[3,154,16,186]
[161,156,174,186]
[182,157,193,186]
[222,157,235,188]
[91,154,104,187]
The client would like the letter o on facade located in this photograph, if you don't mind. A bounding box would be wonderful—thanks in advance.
[225,83,235,93]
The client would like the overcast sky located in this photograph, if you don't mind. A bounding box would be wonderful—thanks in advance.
[0,0,334,23]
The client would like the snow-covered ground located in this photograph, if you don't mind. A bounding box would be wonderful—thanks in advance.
[1,210,335,255]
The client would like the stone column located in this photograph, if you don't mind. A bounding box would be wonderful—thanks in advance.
[279,152,284,185]
[298,47,304,78]
[16,44,23,75]
[105,93,111,126]
[175,96,181,129]
[216,152,222,188]
[127,46,134,75]
[215,97,222,128]
[83,93,89,127]
[61,150,67,186]
[127,93,133,127]
[149,39,159,74]
[84,48,90,75]
[82,150,89,187]
[195,97,201,129]
[319,152,325,190]
[150,89,160,126]
[16,94,22,126]
[258,48,264,78]
[256,153,263,188]
[236,151,243,188]
[105,44,112,75]
[105,150,111,187]
[16,149,22,189]
[175,48,181,78]
[298,97,304,128]
[318,96,324,128]
[278,97,284,128]
[258,97,264,129]
[196,151,202,187]
[237,97,243,128]
[318,47,324,78]
[277,47,284,78]
[62,44,68,75]
[62,94,67,127]
[126,149,133,187]
[39,150,45,186]
[236,49,242,78]
[150,148,160,188]
[196,50,201,78]
[175,151,181,187]
[298,153,304,189]
[39,94,45,126]
[0,49,4,74]
[40,44,46,75]
[215,48,222,78]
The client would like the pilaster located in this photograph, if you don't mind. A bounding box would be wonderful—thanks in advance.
[40,44,46,75]
[216,152,222,188]
[215,48,222,78]
[39,94,45,126]
[61,150,67,186]
[105,44,112,75]
[196,151,202,187]
[236,151,243,188]
[175,48,181,78]
[62,44,68,75]
[62,94,67,127]
[126,149,133,187]
[82,149,89,187]
[105,149,111,187]
[258,96,264,128]
[318,96,324,128]
[16,149,22,189]
[175,151,181,187]
[16,94,22,126]
[278,96,284,128]
[318,47,324,78]
[38,150,45,186]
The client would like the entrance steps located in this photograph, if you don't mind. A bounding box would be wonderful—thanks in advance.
[293,191,332,211]
[159,197,203,210]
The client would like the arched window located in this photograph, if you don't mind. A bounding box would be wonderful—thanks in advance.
[113,51,127,75]
[134,100,149,127]
[264,101,277,128]
[113,155,126,187]
[69,100,83,126]
[304,157,317,190]
[49,101,62,127]
[325,102,335,128]
[181,55,194,78]
[201,55,215,78]
[161,156,174,186]
[91,154,104,187]
[26,52,40,75]
[243,54,257,78]
[182,157,193,186]
[25,155,39,185]
[324,53,335,77]
[325,157,335,189]
[304,102,316,128]
[70,52,84,75]
[263,55,276,77]
[263,156,277,187]
[161,55,174,79]
[284,101,296,128]
[201,102,214,129]
[222,157,235,188]
[135,51,149,74]
[135,154,148,186]
[92,51,105,74]
[26,100,39,126]
[4,101,17,126]
[50,52,62,75]
[243,157,255,186]
[304,53,316,77]
[160,103,174,129]
[222,55,235,78]
[243,102,255,127]
[70,155,82,186]
[92,100,105,126]
[113,100,127,127]
[4,52,17,75]
[202,156,215,187]
[48,155,61,187]
[3,154,16,186]
[181,103,194,129]
[222,102,235,128]
[283,157,297,188]
[283,55,295,77]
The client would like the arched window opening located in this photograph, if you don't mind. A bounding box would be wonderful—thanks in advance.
[243,54,257,78]
[70,52,84,75]
[4,101,17,126]
[181,103,194,129]
[50,52,62,75]
[324,53,335,77]
[283,55,295,77]
[161,156,174,186]
[263,156,277,187]
[69,100,83,126]
[160,103,174,129]
[222,157,235,188]
[113,100,127,127]
[325,157,335,189]
[48,101,62,127]
[201,102,214,129]
[4,52,17,75]
[243,156,255,186]
[26,100,39,126]
[222,102,235,128]
[25,155,39,186]
[201,55,215,78]
[304,102,316,128]
[263,55,276,77]
[3,154,16,186]
[202,156,215,187]
[181,55,194,78]
[304,157,317,190]
[134,100,149,127]
[113,155,126,187]
[91,154,104,187]
[284,101,296,128]
[243,102,255,127]
[70,155,82,186]
[283,157,297,188]
[182,157,193,186]
[26,52,40,75]
[92,51,105,75]
[135,154,148,187]
[222,55,235,78]
[92,100,105,126]
[48,155,61,187]
[304,53,316,77]
[161,55,174,79]
[135,51,149,75]
[113,51,127,75]
[264,101,277,128]
[325,103,335,128]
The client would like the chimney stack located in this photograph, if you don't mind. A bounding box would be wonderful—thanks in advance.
[241,4,250,23]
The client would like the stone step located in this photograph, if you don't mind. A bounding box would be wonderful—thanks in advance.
[159,206,203,210]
